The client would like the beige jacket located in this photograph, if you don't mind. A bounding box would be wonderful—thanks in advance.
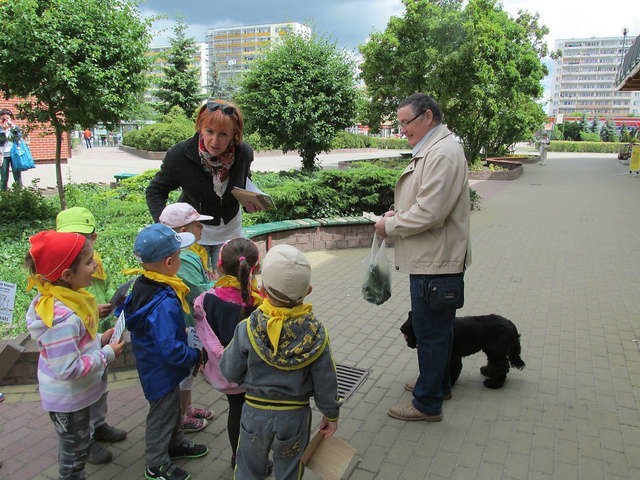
[385,124,471,274]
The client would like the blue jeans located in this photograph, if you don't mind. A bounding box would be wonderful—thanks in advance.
[409,274,457,415]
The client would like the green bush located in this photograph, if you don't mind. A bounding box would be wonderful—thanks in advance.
[123,120,194,151]
[0,183,57,224]
[579,131,601,142]
[549,141,625,153]
[330,131,410,150]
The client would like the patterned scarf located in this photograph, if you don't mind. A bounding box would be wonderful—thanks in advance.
[258,298,313,355]
[92,251,107,281]
[124,268,191,313]
[198,136,236,198]
[27,276,99,339]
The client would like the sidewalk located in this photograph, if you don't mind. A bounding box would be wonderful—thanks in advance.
[2,152,640,479]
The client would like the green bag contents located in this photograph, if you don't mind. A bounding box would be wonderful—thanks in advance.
[362,233,391,305]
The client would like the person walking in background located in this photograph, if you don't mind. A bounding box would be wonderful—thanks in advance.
[220,244,340,479]
[146,100,258,274]
[193,238,263,469]
[83,129,92,149]
[25,230,125,480]
[120,224,208,480]
[160,202,216,434]
[56,206,127,464]
[1,108,23,190]
[374,93,471,422]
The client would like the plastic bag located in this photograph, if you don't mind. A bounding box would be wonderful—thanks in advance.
[10,140,35,172]
[362,233,391,305]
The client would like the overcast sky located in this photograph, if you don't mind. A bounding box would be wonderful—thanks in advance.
[141,0,640,104]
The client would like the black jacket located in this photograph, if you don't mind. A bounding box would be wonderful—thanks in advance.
[146,133,254,225]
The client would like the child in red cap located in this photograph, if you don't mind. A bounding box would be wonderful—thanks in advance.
[25,230,125,480]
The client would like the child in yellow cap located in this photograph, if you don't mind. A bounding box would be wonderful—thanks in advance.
[55,206,127,464]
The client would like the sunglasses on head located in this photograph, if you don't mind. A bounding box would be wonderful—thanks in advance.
[206,102,236,115]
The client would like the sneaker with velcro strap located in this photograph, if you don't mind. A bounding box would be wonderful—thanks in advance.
[145,463,191,480]
[168,439,209,460]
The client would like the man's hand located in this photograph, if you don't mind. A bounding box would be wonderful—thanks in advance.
[318,416,338,438]
[374,209,394,239]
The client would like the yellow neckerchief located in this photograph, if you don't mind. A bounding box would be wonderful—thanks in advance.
[27,276,99,339]
[258,298,312,354]
[188,243,212,275]
[214,274,263,306]
[92,251,107,281]
[124,268,191,313]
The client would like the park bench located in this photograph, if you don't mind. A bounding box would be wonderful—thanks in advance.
[114,172,137,183]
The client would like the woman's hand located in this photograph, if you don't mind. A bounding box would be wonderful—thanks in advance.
[244,202,260,213]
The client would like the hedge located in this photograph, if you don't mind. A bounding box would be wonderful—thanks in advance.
[549,141,625,153]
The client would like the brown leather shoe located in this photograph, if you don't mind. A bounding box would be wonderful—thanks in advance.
[387,402,443,422]
[403,381,452,400]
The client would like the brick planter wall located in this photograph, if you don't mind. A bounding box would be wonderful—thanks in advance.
[468,157,524,180]
[119,145,166,160]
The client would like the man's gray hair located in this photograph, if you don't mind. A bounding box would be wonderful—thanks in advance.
[399,93,442,123]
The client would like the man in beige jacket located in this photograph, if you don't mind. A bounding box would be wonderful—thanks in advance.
[375,93,470,422]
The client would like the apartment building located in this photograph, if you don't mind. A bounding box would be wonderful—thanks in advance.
[549,36,640,117]
[206,22,311,91]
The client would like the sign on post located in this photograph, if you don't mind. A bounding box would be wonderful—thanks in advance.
[0,281,17,324]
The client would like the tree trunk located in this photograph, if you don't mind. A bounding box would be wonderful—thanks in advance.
[54,127,66,209]
[299,148,318,172]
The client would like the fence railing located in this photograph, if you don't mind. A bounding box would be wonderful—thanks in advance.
[617,34,640,88]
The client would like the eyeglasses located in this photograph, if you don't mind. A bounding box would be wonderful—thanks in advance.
[399,109,426,128]
[206,102,236,115]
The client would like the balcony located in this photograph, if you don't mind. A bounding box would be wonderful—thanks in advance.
[616,34,640,91]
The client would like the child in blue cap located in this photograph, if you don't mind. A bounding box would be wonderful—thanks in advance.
[120,223,208,480]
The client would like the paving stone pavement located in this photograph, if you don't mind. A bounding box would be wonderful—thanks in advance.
[2,152,640,479]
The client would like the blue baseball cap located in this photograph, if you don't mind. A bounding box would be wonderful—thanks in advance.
[134,223,195,263]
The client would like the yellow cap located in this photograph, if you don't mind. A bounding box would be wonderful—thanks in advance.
[56,207,96,234]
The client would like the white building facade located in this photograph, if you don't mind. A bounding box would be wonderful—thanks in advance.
[550,36,640,117]
[206,22,311,91]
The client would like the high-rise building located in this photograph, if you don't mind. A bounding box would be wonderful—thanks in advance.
[206,22,311,92]
[550,36,640,117]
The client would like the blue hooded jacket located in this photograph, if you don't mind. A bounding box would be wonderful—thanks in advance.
[122,276,198,401]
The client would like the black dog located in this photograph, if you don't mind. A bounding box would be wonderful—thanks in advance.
[400,312,525,389]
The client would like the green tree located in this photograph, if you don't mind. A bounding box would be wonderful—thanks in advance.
[563,121,582,141]
[0,0,151,207]
[237,34,357,171]
[599,120,618,142]
[359,0,547,163]
[155,18,202,116]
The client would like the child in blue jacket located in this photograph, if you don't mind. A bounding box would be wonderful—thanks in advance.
[121,223,208,480]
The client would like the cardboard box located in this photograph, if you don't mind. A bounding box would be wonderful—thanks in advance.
[302,431,357,480]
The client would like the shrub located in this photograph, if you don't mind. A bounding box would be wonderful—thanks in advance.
[549,141,625,153]
[122,120,194,151]
[579,131,601,142]
[0,182,57,224]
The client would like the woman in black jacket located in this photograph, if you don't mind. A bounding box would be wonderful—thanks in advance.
[146,100,256,271]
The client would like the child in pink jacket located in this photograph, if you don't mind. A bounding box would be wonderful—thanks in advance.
[193,238,262,468]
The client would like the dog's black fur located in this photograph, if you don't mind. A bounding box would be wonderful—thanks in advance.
[400,312,525,389]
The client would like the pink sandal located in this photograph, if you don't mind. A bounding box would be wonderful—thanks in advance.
[181,416,208,433]
[188,407,214,420]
